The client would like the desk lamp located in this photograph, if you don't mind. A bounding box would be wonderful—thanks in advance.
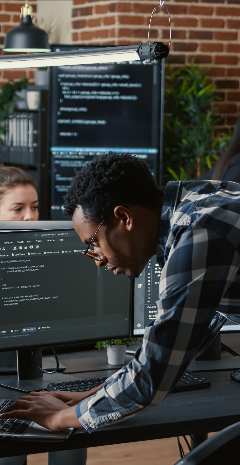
[0,42,169,69]
[0,0,170,69]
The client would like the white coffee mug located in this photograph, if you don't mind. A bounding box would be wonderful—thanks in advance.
[27,91,40,110]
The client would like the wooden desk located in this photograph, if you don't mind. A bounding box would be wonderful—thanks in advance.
[0,342,240,458]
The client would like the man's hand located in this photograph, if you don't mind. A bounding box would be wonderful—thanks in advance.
[30,381,106,406]
[0,383,106,431]
[28,389,94,406]
[0,393,83,431]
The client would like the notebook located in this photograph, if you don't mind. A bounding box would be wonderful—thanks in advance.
[0,399,74,441]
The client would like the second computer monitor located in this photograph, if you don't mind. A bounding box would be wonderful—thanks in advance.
[133,255,240,336]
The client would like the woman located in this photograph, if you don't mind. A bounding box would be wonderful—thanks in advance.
[0,166,87,465]
[0,166,39,221]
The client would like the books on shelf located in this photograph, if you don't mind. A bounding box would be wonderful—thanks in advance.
[1,112,39,166]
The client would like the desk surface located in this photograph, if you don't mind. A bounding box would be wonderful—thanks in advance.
[0,336,240,457]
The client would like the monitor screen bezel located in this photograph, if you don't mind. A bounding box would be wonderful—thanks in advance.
[132,254,240,337]
[49,44,163,219]
[0,220,134,352]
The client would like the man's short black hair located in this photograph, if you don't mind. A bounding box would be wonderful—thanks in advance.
[64,152,163,222]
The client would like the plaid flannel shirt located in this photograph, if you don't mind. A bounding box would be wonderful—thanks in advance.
[76,180,240,433]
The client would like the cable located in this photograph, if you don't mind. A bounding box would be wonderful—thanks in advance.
[177,436,185,458]
[177,435,192,459]
[221,342,239,356]
[190,435,197,448]
[32,346,60,374]
[183,435,192,452]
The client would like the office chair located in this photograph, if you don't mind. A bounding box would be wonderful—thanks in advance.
[200,115,240,182]
[211,114,240,181]
[174,421,240,464]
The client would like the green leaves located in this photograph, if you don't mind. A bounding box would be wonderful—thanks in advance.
[95,337,141,349]
[0,77,28,143]
[163,62,230,184]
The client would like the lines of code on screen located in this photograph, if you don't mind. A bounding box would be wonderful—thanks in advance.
[0,228,131,349]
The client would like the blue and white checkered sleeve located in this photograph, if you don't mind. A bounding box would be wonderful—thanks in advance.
[75,225,240,433]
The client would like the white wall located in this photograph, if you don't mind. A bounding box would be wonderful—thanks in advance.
[36,0,72,45]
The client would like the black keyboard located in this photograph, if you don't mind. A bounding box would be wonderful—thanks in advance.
[0,399,13,413]
[47,371,211,393]
[0,418,29,434]
[47,377,107,392]
[170,370,211,393]
[0,400,29,434]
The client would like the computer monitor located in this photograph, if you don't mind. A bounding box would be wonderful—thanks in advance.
[0,221,133,386]
[49,44,164,219]
[133,255,160,335]
[133,255,240,369]
[133,255,240,335]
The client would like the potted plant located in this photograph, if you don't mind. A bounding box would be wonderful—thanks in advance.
[0,77,28,145]
[96,337,141,365]
[163,61,231,185]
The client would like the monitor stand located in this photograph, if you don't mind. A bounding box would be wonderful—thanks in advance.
[0,348,77,392]
[0,349,66,376]
[0,351,17,375]
[189,334,240,371]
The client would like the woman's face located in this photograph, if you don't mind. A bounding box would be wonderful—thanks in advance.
[0,184,39,221]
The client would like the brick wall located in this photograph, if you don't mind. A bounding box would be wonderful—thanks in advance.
[0,0,37,84]
[72,0,240,133]
[0,1,239,132]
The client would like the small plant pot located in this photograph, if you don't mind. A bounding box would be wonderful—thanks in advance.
[107,345,126,365]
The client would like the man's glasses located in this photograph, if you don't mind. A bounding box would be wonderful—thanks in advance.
[81,219,105,261]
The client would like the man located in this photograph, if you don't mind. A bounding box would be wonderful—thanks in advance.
[1,152,240,433]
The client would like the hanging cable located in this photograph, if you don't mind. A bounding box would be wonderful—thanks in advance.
[31,346,60,374]
[177,436,185,458]
[177,435,192,459]
[221,342,239,356]
[183,435,192,452]
[148,0,171,47]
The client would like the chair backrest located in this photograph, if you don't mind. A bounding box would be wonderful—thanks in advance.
[174,420,240,464]
[211,115,240,180]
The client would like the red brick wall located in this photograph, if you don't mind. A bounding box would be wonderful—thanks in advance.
[72,0,240,132]
[0,0,37,84]
[0,1,239,132]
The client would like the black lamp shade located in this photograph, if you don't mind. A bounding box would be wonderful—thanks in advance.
[3,15,50,52]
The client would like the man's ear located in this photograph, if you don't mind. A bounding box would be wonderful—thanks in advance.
[113,206,133,230]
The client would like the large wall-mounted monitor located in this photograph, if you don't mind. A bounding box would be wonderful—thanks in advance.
[50,44,164,219]
[0,221,132,387]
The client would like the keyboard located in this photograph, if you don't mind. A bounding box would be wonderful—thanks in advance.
[0,400,29,434]
[0,399,13,413]
[47,370,211,393]
[47,377,106,392]
[0,418,29,434]
[170,370,211,393]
